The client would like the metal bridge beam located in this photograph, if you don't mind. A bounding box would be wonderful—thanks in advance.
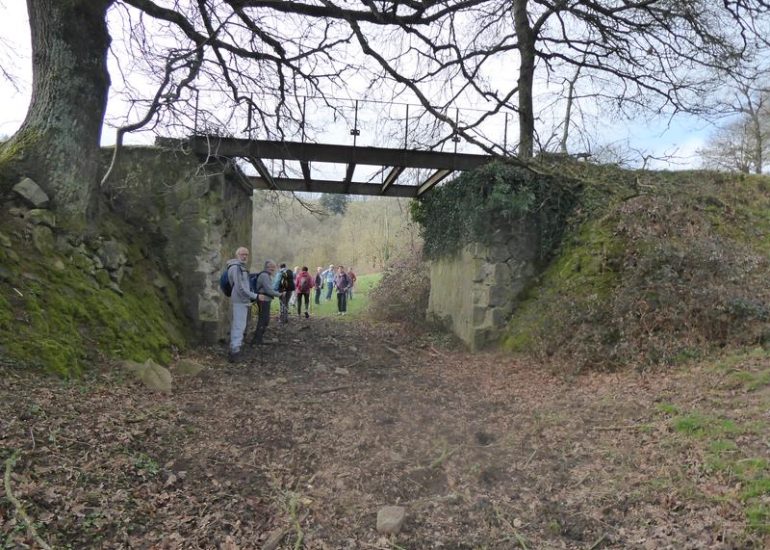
[300,161,312,190]
[246,155,277,190]
[381,166,405,194]
[249,177,419,198]
[417,169,452,196]
[189,137,492,171]
[343,163,356,194]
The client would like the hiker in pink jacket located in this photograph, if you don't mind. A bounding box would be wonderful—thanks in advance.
[294,266,315,318]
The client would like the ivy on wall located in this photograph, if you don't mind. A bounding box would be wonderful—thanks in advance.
[410,161,581,261]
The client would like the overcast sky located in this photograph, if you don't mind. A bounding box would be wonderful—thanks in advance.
[0,2,713,169]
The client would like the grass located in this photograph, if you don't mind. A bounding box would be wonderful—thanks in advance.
[660,398,770,534]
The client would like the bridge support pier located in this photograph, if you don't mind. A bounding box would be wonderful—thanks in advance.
[101,146,253,346]
[426,219,539,351]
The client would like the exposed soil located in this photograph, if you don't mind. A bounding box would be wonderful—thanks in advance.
[1,316,768,549]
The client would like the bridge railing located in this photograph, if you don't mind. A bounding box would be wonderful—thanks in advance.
[187,90,512,157]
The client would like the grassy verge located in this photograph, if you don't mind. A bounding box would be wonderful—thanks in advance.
[652,348,770,535]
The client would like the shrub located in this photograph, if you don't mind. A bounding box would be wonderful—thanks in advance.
[410,161,580,262]
[368,246,430,325]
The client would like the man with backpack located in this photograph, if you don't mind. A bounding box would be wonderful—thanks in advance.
[222,247,259,362]
[274,263,295,324]
[250,260,282,346]
[295,266,314,318]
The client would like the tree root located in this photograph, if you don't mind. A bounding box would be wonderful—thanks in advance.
[4,452,52,550]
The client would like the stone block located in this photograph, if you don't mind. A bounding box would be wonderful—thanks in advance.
[489,244,512,262]
[487,284,511,308]
[13,178,49,208]
[176,359,205,377]
[31,225,55,253]
[490,262,512,286]
[490,307,510,325]
[473,305,488,325]
[198,298,219,321]
[376,506,406,534]
[472,327,495,351]
[26,209,56,228]
[475,262,494,283]
[139,359,173,393]
[7,207,27,218]
[97,239,128,272]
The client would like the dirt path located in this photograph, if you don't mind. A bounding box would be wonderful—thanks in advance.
[1,316,768,549]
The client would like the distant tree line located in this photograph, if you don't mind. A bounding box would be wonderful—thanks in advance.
[251,193,419,274]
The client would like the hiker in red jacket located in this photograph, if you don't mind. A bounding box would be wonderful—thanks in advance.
[295,266,314,318]
[346,267,357,301]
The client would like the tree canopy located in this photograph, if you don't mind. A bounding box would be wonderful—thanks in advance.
[2,0,770,222]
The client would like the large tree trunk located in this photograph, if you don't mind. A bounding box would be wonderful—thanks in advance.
[513,0,535,160]
[2,0,113,223]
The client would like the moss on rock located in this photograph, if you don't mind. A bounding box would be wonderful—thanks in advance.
[0,214,189,377]
[502,214,624,356]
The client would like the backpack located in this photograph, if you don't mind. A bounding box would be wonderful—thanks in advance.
[219,266,233,297]
[249,271,267,294]
[279,269,295,292]
[298,272,312,293]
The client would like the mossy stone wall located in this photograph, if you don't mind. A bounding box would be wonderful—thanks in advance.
[102,146,253,344]
[427,218,539,350]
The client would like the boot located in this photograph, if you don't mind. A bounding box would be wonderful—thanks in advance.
[250,327,265,347]
[228,350,241,363]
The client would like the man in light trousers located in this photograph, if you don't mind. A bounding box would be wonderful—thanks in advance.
[226,247,258,362]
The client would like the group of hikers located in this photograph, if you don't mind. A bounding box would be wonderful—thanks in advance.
[223,247,357,362]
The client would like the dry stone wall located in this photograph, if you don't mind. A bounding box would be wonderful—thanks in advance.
[427,218,539,350]
[102,146,252,344]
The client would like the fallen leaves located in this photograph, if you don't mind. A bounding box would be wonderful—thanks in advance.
[0,319,768,548]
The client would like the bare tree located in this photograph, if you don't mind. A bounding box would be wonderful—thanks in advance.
[340,0,770,159]
[3,0,770,225]
[0,0,482,223]
[699,117,760,173]
[699,70,770,174]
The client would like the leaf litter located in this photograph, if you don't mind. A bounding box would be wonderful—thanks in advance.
[1,317,768,549]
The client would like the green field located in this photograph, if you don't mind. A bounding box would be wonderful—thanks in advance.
[263,272,381,319]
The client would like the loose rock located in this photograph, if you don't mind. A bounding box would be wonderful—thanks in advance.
[376,505,406,534]
[12,177,49,208]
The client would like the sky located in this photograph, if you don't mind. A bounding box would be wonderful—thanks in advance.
[0,1,713,170]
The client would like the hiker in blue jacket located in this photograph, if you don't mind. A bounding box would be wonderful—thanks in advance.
[322,264,335,300]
